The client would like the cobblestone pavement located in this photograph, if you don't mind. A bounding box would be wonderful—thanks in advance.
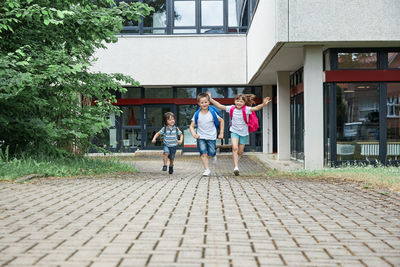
[1,155,400,267]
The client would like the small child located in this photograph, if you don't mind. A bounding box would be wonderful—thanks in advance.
[152,112,183,174]
[208,92,271,176]
[189,93,224,177]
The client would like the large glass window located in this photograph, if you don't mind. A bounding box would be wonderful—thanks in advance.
[122,87,141,99]
[336,83,380,161]
[388,52,400,69]
[145,88,173,98]
[227,87,252,98]
[337,52,377,69]
[143,0,167,34]
[204,87,224,98]
[201,0,223,26]
[177,88,197,98]
[174,0,196,27]
[122,106,141,126]
[387,83,400,162]
[178,105,198,147]
[118,0,252,34]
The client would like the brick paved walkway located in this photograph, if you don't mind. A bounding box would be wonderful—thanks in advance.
[1,155,399,267]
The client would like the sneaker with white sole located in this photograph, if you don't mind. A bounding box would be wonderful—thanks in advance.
[233,167,239,176]
[202,169,211,177]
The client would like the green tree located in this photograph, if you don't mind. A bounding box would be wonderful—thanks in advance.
[0,0,152,156]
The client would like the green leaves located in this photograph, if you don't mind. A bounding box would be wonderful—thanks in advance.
[0,0,150,156]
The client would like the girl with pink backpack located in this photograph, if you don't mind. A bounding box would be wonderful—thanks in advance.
[207,92,271,176]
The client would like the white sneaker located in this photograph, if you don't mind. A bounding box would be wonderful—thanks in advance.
[233,167,239,176]
[212,155,217,164]
[202,169,211,177]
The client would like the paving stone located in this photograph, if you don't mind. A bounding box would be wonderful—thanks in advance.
[0,155,399,266]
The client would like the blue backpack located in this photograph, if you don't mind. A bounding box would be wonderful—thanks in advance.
[194,106,221,129]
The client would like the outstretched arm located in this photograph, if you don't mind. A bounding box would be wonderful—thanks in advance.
[206,92,227,111]
[250,97,271,112]
[152,131,161,143]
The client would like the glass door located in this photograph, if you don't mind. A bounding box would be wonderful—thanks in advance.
[144,104,176,149]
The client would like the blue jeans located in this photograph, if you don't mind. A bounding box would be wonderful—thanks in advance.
[197,139,216,157]
[163,145,177,160]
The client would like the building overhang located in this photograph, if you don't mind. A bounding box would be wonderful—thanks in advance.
[249,41,400,85]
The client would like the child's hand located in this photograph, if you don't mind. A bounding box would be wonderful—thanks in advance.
[193,134,200,139]
[206,91,211,98]
[178,139,183,145]
[264,97,271,105]
[151,139,156,143]
[218,134,223,139]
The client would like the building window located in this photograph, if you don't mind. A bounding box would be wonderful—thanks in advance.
[116,0,259,34]
[122,87,142,99]
[201,0,223,29]
[177,88,197,98]
[388,52,400,69]
[174,0,196,27]
[337,52,377,69]
[145,88,173,98]
[336,83,380,161]
[387,83,400,162]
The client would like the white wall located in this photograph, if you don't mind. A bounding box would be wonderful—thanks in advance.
[288,0,400,42]
[91,35,247,86]
[247,0,400,83]
[246,0,279,83]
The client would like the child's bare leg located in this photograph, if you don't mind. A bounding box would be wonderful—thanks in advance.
[201,154,209,170]
[238,144,245,157]
[169,159,174,166]
[232,138,239,168]
[163,154,168,165]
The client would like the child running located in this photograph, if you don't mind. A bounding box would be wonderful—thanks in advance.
[189,93,224,177]
[207,92,271,176]
[152,112,183,174]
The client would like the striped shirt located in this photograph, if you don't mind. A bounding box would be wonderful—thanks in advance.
[159,126,182,147]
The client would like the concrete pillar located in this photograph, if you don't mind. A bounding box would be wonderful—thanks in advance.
[262,85,273,153]
[303,46,324,169]
[276,71,291,160]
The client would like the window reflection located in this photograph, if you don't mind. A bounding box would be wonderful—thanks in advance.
[122,87,141,99]
[204,87,224,98]
[228,0,238,27]
[174,1,196,27]
[177,88,197,98]
[387,83,400,161]
[143,0,167,28]
[388,52,400,69]
[227,87,252,98]
[338,52,377,69]
[336,83,379,161]
[122,106,141,126]
[201,0,223,26]
[145,88,173,98]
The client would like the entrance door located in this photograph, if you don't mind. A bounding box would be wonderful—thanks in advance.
[144,104,176,149]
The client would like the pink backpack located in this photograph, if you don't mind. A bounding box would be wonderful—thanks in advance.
[229,106,259,133]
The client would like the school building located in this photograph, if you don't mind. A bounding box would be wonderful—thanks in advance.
[91,0,400,169]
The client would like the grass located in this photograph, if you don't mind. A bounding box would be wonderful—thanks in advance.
[271,164,400,193]
[0,155,136,181]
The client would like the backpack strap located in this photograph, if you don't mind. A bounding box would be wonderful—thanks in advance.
[229,106,235,125]
[195,106,220,129]
[194,107,201,126]
[242,107,248,124]
[209,106,220,128]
